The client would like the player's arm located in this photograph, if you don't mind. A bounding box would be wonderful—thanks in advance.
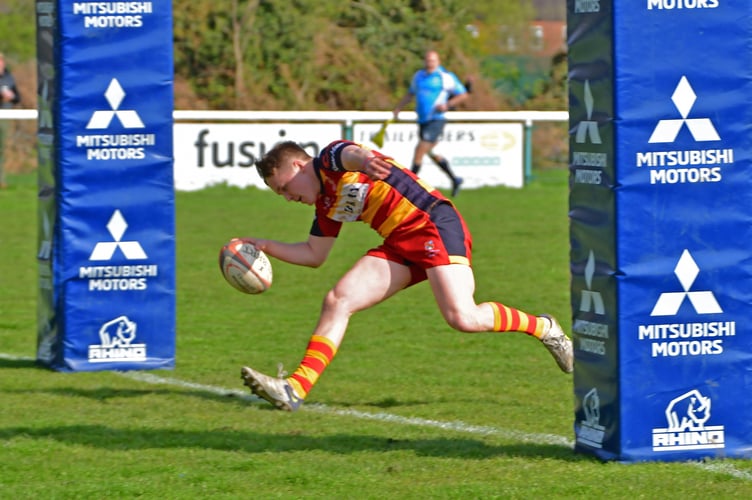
[339,144,392,181]
[437,90,468,113]
[446,90,468,110]
[442,74,469,111]
[392,91,413,119]
[240,235,336,268]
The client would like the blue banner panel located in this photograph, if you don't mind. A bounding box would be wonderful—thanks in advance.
[613,2,752,462]
[570,0,752,462]
[37,1,175,371]
[36,1,59,364]
[567,0,621,459]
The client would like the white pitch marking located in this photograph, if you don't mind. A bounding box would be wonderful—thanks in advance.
[120,371,571,446]
[687,461,752,481]
[305,404,573,447]
[2,352,750,481]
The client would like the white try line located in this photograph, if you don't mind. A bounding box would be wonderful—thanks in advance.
[119,370,573,447]
[2,352,751,481]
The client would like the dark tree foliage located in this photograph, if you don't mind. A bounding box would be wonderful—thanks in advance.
[171,0,550,110]
[4,1,565,111]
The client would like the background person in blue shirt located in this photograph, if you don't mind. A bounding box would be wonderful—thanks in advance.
[392,50,468,197]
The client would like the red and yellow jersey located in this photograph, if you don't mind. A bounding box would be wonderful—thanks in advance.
[311,140,449,240]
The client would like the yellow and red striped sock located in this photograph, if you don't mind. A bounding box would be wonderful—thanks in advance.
[486,302,547,338]
[287,335,338,399]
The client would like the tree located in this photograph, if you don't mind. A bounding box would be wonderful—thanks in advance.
[0,0,36,60]
[172,0,537,110]
[230,0,260,108]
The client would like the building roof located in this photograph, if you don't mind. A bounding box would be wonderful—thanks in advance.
[532,0,566,21]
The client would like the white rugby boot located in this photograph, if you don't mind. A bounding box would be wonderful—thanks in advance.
[241,365,303,411]
[539,314,574,373]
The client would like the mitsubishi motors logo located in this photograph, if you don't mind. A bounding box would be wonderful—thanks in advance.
[572,80,607,185]
[77,78,155,161]
[638,251,733,358]
[635,75,733,185]
[576,80,601,144]
[38,212,52,261]
[80,210,158,292]
[38,212,53,291]
[649,76,720,143]
[573,249,608,357]
[580,250,604,314]
[89,210,147,261]
[86,78,144,129]
[651,250,721,316]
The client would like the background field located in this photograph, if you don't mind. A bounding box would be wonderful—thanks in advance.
[1,171,750,498]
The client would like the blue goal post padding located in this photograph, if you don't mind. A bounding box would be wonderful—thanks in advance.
[36,1,176,371]
[568,0,752,461]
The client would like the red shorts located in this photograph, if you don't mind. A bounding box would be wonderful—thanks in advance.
[366,202,473,286]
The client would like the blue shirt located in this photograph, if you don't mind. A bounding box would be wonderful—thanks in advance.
[409,66,466,124]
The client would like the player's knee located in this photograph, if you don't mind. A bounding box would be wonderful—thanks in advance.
[322,289,342,311]
[322,287,353,316]
[443,310,477,333]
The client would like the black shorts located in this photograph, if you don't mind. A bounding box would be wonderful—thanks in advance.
[419,120,446,143]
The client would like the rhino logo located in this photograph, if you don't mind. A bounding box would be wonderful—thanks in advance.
[652,388,724,452]
[577,387,606,449]
[665,389,711,431]
[583,388,600,426]
[98,315,137,347]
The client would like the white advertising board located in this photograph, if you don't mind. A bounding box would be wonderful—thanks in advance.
[174,121,524,191]
[173,123,342,191]
[353,121,524,189]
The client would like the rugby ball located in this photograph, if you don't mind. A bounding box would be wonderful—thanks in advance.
[218,239,273,294]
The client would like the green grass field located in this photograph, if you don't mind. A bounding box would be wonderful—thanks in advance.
[1,171,751,498]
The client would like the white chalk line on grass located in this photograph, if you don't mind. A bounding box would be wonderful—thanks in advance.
[687,461,752,482]
[121,370,573,447]
[3,352,751,481]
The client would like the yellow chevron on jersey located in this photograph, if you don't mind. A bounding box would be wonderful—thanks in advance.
[360,181,389,227]
[375,195,419,237]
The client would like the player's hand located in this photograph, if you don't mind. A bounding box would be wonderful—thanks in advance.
[363,156,392,181]
[232,237,269,252]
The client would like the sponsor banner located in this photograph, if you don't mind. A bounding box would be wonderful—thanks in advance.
[37,1,175,371]
[173,123,342,191]
[353,122,524,189]
[36,1,59,365]
[567,0,620,460]
[614,1,752,461]
[173,122,524,191]
[570,0,752,461]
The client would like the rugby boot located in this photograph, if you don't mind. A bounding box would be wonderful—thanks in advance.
[241,365,303,411]
[539,314,574,373]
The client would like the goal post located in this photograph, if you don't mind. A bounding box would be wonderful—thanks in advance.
[35,1,176,371]
[568,1,752,461]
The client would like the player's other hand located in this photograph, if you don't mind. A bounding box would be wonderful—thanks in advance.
[364,156,393,181]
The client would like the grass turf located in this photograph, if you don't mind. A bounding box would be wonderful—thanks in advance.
[1,170,750,498]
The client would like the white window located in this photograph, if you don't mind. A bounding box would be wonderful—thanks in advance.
[530,25,544,51]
